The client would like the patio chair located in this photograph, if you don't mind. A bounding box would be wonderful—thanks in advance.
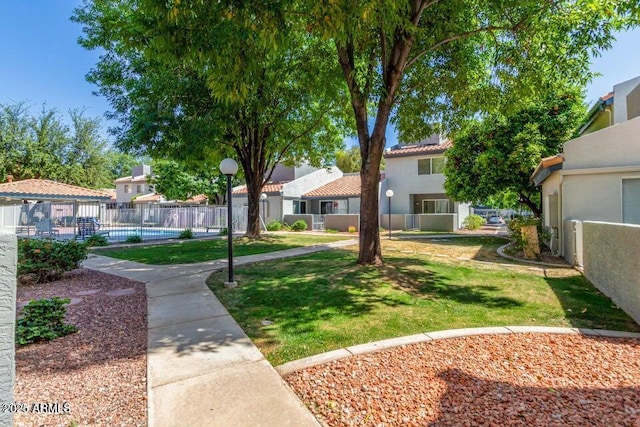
[35,218,60,236]
[77,217,110,238]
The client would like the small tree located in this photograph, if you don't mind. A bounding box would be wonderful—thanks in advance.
[444,90,585,216]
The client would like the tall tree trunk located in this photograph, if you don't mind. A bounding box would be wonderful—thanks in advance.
[245,183,262,237]
[358,137,384,265]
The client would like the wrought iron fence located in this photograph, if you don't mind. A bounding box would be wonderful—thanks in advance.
[0,202,247,241]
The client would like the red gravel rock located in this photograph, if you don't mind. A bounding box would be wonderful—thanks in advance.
[14,269,147,427]
[286,334,640,426]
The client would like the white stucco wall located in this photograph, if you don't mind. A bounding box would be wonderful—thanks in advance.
[383,155,447,214]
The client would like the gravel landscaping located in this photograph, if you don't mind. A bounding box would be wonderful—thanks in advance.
[14,269,147,427]
[287,333,640,426]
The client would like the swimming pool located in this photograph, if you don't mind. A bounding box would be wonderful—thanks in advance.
[105,228,182,241]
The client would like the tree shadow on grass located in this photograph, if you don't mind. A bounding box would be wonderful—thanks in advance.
[385,251,523,309]
[543,274,640,332]
[209,249,522,353]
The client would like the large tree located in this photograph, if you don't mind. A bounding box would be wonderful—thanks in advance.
[300,0,637,264]
[0,102,128,188]
[73,0,347,237]
[444,90,586,216]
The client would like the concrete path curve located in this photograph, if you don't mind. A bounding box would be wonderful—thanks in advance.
[82,239,356,427]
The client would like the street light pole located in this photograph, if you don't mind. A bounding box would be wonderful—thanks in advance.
[385,189,394,240]
[260,192,267,229]
[220,158,238,288]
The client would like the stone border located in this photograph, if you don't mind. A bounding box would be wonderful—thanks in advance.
[275,326,640,377]
[497,243,573,268]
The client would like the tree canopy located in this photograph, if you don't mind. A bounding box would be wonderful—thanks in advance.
[298,0,638,264]
[149,159,227,204]
[73,0,348,236]
[0,102,137,188]
[444,90,586,216]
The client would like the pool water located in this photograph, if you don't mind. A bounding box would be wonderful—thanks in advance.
[107,228,181,241]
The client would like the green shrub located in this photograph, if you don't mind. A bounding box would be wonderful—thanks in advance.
[85,234,109,247]
[219,227,228,236]
[348,225,357,234]
[266,220,283,231]
[18,239,88,283]
[124,235,143,244]
[507,216,541,251]
[178,228,194,239]
[324,228,339,234]
[16,297,77,346]
[463,214,486,230]
[289,219,308,232]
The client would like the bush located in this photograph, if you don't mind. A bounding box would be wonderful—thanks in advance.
[507,216,541,251]
[289,219,308,232]
[178,228,194,239]
[124,235,143,244]
[324,228,339,234]
[16,297,77,346]
[463,214,486,230]
[85,234,109,247]
[266,220,283,231]
[219,227,228,236]
[348,225,357,234]
[18,239,88,284]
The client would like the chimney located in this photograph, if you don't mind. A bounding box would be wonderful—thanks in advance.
[6,175,13,183]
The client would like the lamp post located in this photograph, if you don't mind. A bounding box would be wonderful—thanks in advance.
[260,192,267,226]
[385,189,394,240]
[220,158,238,287]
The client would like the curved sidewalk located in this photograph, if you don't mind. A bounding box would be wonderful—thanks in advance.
[82,239,356,427]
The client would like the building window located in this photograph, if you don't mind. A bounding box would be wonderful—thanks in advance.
[293,200,307,214]
[622,178,640,224]
[136,184,142,193]
[124,184,131,194]
[422,199,449,214]
[418,157,445,175]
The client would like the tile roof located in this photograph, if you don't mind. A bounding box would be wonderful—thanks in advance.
[384,140,452,158]
[184,194,208,203]
[233,182,285,195]
[133,193,163,203]
[303,174,362,198]
[0,179,112,201]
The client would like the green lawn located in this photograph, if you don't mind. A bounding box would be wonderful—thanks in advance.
[95,233,352,264]
[207,237,640,366]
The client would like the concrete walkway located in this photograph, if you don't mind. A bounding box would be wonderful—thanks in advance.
[82,239,356,427]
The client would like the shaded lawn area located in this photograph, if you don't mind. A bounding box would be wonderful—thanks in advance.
[207,237,640,366]
[95,233,352,264]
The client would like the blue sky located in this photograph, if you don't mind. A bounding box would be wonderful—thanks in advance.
[1,1,639,148]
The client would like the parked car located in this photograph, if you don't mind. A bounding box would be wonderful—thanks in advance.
[487,215,504,225]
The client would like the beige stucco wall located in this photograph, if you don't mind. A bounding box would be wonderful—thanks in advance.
[563,116,640,170]
[325,214,359,232]
[581,221,640,324]
[379,214,406,230]
[418,214,457,232]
